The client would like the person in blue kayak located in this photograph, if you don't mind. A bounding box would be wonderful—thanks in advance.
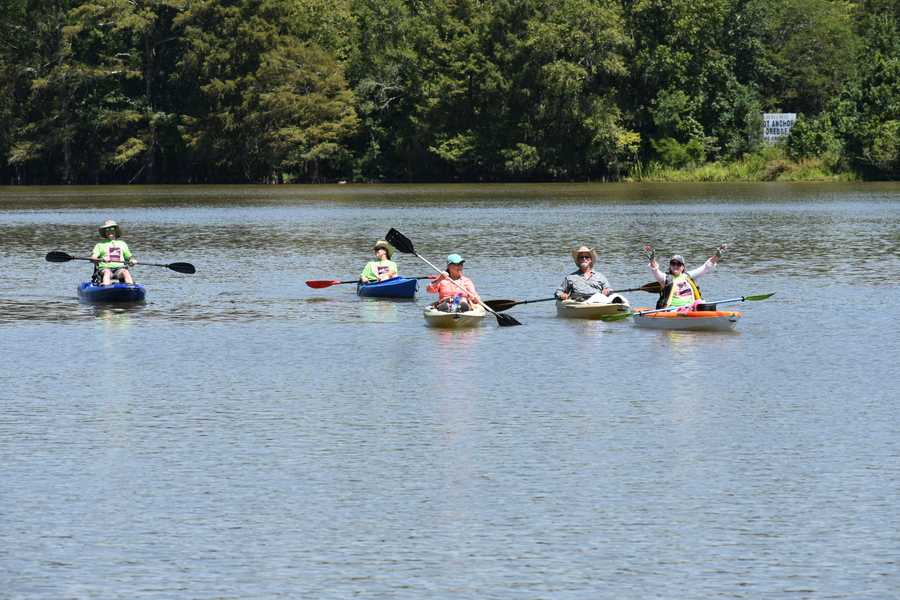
[555,245,613,302]
[359,240,398,283]
[647,244,725,309]
[91,220,137,286]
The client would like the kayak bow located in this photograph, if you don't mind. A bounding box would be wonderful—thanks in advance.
[77,282,146,304]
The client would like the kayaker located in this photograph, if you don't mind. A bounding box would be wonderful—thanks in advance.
[90,220,137,286]
[359,240,398,283]
[426,253,482,312]
[648,245,722,309]
[555,246,613,302]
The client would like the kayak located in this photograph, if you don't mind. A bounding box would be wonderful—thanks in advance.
[423,304,487,329]
[77,281,146,304]
[357,276,417,299]
[631,306,741,331]
[556,294,630,319]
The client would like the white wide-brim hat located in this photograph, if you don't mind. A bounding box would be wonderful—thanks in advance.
[98,220,121,238]
[571,245,597,266]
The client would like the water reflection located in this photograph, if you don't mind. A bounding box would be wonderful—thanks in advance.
[428,326,485,347]
[90,305,140,327]
[358,299,402,323]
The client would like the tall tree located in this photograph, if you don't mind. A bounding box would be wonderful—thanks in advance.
[175,0,358,182]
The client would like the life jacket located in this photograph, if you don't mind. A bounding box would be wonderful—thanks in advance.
[656,272,702,309]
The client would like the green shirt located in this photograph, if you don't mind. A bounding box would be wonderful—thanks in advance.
[360,259,398,282]
[92,240,132,270]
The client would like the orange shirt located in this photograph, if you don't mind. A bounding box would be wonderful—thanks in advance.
[426,275,478,301]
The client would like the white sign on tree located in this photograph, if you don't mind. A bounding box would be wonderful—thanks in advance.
[763,113,797,143]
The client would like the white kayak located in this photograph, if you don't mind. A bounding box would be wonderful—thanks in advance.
[423,303,487,329]
[555,293,630,319]
[632,307,741,331]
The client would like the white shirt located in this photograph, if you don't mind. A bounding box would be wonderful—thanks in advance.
[649,258,716,284]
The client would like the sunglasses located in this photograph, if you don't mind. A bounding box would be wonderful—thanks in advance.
[577,255,592,260]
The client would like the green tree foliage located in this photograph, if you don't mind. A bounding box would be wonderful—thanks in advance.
[755,0,858,114]
[625,0,758,161]
[833,8,900,177]
[0,0,898,183]
[176,0,357,182]
[350,0,634,180]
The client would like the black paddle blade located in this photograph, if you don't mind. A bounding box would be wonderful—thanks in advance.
[483,299,518,312]
[45,251,73,262]
[642,281,662,294]
[385,228,415,254]
[494,312,522,327]
[168,262,196,274]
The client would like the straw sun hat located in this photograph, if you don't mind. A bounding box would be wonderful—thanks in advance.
[571,245,597,266]
[373,240,393,259]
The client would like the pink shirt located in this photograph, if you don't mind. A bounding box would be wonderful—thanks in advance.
[427,275,478,301]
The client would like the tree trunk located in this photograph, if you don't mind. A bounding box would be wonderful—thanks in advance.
[143,26,157,184]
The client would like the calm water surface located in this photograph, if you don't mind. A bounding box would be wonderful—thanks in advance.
[1,183,899,599]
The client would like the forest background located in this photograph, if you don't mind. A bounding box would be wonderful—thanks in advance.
[2,0,899,184]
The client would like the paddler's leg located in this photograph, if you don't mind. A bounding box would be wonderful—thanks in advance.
[120,268,134,284]
[100,268,113,286]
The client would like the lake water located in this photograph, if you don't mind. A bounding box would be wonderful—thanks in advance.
[1,183,899,599]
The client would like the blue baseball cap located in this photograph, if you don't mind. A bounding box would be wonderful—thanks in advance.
[447,254,465,265]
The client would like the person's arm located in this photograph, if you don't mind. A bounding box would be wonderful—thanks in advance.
[649,260,666,283]
[426,273,447,294]
[360,262,376,282]
[91,243,102,261]
[464,278,481,304]
[688,258,717,279]
[122,242,136,266]
[555,276,571,300]
[380,260,399,281]
[597,273,611,295]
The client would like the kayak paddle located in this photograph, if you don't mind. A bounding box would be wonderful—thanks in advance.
[614,281,662,294]
[45,251,196,274]
[484,282,663,313]
[306,276,432,289]
[599,292,776,321]
[384,228,522,327]
[484,297,556,312]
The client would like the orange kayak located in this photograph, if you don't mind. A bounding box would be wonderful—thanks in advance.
[632,307,741,331]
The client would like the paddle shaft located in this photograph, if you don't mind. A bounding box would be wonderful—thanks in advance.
[614,282,662,294]
[635,294,774,316]
[45,251,194,274]
[512,297,555,306]
[486,282,660,312]
[51,254,98,263]
[306,276,433,288]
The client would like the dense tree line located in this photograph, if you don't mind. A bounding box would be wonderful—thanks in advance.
[1,0,899,184]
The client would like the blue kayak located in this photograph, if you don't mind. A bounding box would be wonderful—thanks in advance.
[357,276,417,299]
[77,281,146,303]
